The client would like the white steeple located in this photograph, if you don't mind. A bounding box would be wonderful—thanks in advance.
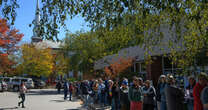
[32,0,42,43]
[35,0,40,25]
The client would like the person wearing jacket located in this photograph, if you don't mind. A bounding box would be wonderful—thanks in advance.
[201,79,208,110]
[156,75,166,110]
[112,80,121,110]
[68,82,73,101]
[193,73,208,110]
[63,81,69,100]
[159,75,167,110]
[165,75,184,110]
[120,78,130,110]
[56,81,62,94]
[142,80,156,110]
[98,79,106,106]
[185,76,196,110]
[128,76,143,110]
[108,80,114,106]
[18,82,27,108]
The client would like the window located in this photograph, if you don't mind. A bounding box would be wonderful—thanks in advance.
[12,79,20,82]
[141,62,146,72]
[135,63,140,72]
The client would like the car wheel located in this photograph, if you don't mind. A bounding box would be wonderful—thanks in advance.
[13,86,19,92]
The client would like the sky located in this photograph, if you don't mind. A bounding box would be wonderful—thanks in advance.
[14,0,90,43]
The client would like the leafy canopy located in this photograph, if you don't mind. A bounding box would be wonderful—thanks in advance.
[0,18,23,74]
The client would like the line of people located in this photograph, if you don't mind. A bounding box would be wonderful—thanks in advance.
[60,72,208,110]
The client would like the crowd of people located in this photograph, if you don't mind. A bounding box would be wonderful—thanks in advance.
[57,72,208,110]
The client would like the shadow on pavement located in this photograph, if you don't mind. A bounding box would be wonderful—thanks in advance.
[50,97,80,103]
[50,99,66,103]
[65,106,86,110]
[27,89,61,95]
[0,106,18,110]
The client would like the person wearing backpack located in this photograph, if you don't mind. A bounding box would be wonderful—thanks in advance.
[69,82,73,101]
[82,80,89,107]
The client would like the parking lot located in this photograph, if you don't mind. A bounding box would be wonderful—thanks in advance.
[0,89,85,110]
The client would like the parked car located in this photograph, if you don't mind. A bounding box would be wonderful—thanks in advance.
[0,81,8,92]
[33,79,46,89]
[11,77,34,91]
[3,77,13,90]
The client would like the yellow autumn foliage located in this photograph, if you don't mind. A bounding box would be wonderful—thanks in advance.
[17,44,53,77]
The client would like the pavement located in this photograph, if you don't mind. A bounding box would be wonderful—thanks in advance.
[0,89,86,110]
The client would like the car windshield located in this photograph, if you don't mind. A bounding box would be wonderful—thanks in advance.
[4,78,11,82]
[21,79,27,82]
[12,79,20,82]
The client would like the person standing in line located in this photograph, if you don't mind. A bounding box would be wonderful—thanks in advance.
[68,82,73,101]
[63,80,69,100]
[93,80,99,104]
[98,79,106,107]
[201,77,208,110]
[159,75,167,110]
[108,80,114,106]
[185,76,196,110]
[193,73,208,110]
[143,80,156,110]
[165,75,184,110]
[112,79,121,110]
[156,75,166,110]
[18,82,27,108]
[120,78,130,110]
[82,80,90,107]
[128,76,143,110]
[56,81,62,94]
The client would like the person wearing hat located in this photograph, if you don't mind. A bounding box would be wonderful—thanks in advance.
[165,75,184,110]
[157,75,167,110]
[193,72,208,110]
[120,78,130,110]
[201,75,208,110]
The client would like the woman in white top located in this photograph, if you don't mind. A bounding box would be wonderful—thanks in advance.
[18,82,27,108]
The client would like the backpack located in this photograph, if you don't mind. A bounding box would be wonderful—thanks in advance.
[69,84,73,91]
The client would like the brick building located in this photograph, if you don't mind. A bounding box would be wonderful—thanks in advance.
[94,24,184,85]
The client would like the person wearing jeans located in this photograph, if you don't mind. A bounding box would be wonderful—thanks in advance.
[18,82,27,108]
[185,76,196,110]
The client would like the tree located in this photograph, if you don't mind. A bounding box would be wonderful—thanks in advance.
[62,32,105,75]
[53,53,69,77]
[2,0,208,71]
[0,18,23,75]
[104,57,133,78]
[16,44,53,77]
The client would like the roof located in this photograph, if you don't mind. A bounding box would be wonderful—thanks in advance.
[34,40,62,49]
[94,24,185,70]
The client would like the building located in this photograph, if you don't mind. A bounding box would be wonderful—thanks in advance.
[31,0,61,50]
[94,24,186,85]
